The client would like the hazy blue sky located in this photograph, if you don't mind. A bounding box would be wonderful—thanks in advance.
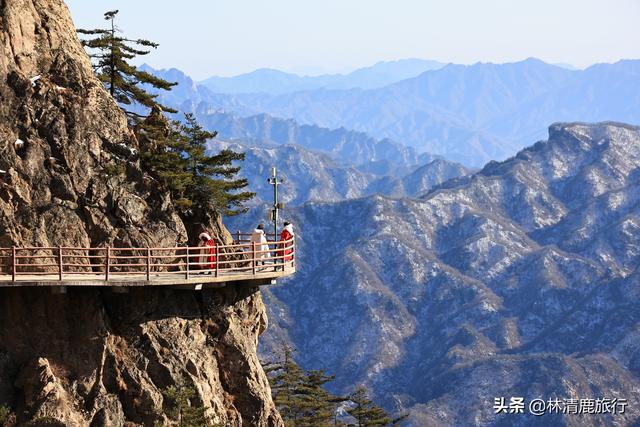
[65,0,639,80]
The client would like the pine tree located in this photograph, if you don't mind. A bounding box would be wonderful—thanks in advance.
[79,11,253,218]
[269,345,307,424]
[78,10,176,119]
[161,383,209,427]
[267,345,347,426]
[347,386,393,427]
[265,346,408,427]
[180,113,254,216]
[137,111,254,218]
[137,107,193,209]
[296,369,345,427]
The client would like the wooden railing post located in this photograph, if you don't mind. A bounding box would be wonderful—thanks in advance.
[185,246,190,280]
[11,246,16,282]
[215,245,219,278]
[105,247,110,281]
[252,242,257,275]
[236,230,241,244]
[146,248,151,281]
[58,246,63,281]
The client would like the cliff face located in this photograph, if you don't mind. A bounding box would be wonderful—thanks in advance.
[0,1,281,425]
[0,286,280,426]
[0,0,184,248]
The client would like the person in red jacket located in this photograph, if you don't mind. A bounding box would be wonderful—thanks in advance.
[198,231,217,273]
[278,221,295,267]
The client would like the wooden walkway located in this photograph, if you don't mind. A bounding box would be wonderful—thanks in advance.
[0,233,295,289]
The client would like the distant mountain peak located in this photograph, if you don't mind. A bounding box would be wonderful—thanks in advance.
[197,59,446,94]
[547,121,640,146]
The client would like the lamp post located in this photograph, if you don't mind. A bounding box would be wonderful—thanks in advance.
[267,167,285,242]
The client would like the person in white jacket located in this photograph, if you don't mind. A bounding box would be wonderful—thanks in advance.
[250,224,270,265]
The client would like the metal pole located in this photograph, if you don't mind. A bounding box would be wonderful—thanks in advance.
[268,167,285,271]
[273,171,279,241]
[58,246,63,281]
[272,168,279,272]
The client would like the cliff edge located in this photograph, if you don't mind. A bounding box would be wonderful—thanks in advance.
[0,0,281,425]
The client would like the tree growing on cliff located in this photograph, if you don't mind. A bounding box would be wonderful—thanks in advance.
[79,11,253,217]
[265,345,408,426]
[161,383,209,427]
[136,107,192,209]
[295,369,347,427]
[266,345,306,423]
[78,10,176,119]
[138,111,254,217]
[180,113,254,216]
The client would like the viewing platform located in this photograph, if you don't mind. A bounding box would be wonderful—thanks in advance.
[0,233,295,290]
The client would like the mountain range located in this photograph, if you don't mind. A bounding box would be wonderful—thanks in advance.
[254,122,640,425]
[139,65,439,174]
[208,139,469,206]
[198,59,446,94]
[144,59,640,167]
[197,111,437,171]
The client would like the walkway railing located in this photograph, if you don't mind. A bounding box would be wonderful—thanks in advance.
[0,236,294,283]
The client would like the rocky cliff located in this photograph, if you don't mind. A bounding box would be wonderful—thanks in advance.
[0,286,280,426]
[0,0,281,425]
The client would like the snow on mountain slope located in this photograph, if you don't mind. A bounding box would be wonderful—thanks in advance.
[260,122,640,425]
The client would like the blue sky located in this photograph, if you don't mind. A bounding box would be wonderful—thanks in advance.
[65,0,639,80]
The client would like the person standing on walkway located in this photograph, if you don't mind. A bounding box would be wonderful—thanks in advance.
[198,231,217,273]
[278,221,295,268]
[251,223,270,266]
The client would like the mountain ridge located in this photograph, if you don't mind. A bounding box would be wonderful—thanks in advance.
[258,121,640,425]
[198,58,446,94]
[208,139,469,206]
[153,59,640,166]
